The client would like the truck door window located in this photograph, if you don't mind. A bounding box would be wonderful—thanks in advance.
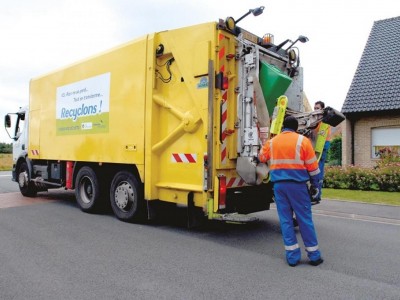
[15,114,25,139]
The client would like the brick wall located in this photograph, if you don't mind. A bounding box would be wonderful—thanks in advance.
[342,119,352,166]
[342,115,400,168]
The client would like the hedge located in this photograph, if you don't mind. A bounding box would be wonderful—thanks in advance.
[324,163,400,192]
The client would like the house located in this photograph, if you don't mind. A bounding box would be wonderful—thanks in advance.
[341,16,400,168]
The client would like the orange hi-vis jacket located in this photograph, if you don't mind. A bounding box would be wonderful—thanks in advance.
[259,129,320,184]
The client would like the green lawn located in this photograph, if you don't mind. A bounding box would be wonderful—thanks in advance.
[323,188,400,206]
[0,153,12,171]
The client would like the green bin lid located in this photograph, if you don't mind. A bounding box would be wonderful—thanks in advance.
[259,61,292,116]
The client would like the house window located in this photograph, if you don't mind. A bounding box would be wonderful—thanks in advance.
[371,127,400,158]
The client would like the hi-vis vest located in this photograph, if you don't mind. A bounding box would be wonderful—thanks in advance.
[314,122,331,154]
[259,130,320,183]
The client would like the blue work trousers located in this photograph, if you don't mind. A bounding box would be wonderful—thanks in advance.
[274,181,321,265]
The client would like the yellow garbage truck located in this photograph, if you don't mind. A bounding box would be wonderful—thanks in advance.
[4,7,343,225]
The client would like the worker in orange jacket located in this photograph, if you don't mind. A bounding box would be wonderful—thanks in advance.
[259,116,323,267]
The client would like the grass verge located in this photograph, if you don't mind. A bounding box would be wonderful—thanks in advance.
[0,153,12,171]
[323,188,400,206]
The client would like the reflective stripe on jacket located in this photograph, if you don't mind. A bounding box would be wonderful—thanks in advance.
[259,129,320,183]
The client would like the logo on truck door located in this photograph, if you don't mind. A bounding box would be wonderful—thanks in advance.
[196,77,208,89]
[56,73,110,135]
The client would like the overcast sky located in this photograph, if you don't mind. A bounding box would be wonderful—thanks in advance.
[1,0,398,143]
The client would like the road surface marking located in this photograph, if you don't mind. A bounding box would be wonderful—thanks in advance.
[270,206,400,226]
[312,209,400,226]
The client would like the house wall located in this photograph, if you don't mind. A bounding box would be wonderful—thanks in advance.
[342,115,400,168]
[342,119,352,166]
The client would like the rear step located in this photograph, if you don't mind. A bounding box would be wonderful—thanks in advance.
[213,213,259,224]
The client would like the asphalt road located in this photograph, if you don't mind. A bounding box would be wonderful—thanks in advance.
[0,172,399,299]
[0,171,18,193]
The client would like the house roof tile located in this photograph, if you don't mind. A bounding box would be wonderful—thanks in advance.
[342,16,400,113]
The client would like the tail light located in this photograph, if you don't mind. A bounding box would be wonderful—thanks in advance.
[223,76,229,90]
[215,72,229,90]
[218,175,226,210]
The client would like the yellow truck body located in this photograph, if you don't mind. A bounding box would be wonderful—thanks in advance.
[8,16,314,224]
[29,22,243,209]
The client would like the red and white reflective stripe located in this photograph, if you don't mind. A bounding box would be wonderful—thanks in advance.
[218,33,225,62]
[221,90,228,164]
[221,92,228,140]
[219,33,228,165]
[226,177,246,188]
[171,153,197,163]
[31,149,39,156]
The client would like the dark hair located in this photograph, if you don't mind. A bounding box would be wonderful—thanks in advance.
[283,116,298,131]
[314,101,325,108]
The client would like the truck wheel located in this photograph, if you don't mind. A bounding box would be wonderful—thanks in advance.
[75,166,101,213]
[110,171,144,222]
[18,161,37,197]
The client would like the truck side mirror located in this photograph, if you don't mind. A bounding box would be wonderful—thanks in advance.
[5,114,11,128]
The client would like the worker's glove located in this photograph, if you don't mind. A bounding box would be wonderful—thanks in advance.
[256,163,269,185]
[253,156,260,164]
[309,185,321,205]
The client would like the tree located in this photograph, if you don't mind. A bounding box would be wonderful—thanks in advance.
[0,143,12,154]
[328,137,341,166]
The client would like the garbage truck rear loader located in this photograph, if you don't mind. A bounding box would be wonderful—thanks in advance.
[5,8,339,225]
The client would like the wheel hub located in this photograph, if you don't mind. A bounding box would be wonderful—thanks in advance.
[80,177,94,204]
[115,183,134,210]
[18,171,28,188]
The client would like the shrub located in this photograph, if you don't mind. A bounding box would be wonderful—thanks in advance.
[324,152,400,192]
[327,137,341,166]
[376,147,400,167]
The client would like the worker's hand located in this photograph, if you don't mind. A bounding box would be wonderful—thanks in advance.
[253,156,260,164]
[309,185,321,205]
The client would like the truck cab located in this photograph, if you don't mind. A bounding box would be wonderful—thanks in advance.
[5,107,29,177]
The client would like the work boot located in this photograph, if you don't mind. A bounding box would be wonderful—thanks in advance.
[309,258,324,266]
[287,260,299,267]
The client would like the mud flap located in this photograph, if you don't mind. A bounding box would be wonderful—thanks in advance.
[187,192,206,228]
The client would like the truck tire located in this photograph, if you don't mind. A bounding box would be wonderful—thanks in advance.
[18,161,37,197]
[110,171,144,222]
[75,166,102,213]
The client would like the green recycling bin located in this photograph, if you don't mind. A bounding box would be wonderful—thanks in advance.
[259,61,292,116]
